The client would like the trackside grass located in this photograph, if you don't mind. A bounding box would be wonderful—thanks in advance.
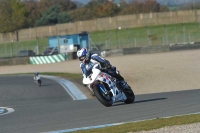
[0,72,82,79]
[40,72,82,79]
[70,114,200,133]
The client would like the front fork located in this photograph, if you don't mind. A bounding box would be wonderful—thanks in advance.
[97,82,126,102]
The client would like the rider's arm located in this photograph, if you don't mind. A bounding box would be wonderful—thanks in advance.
[91,54,111,69]
[80,63,89,78]
[80,62,100,78]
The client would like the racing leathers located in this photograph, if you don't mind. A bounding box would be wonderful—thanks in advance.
[80,53,127,89]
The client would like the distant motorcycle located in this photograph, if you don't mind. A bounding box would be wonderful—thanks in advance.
[34,76,42,86]
[83,68,135,107]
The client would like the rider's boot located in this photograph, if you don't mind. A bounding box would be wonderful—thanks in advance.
[114,73,128,90]
[108,68,128,90]
[116,80,128,90]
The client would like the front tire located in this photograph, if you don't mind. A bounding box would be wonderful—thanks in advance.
[38,80,42,86]
[123,86,135,104]
[93,84,113,107]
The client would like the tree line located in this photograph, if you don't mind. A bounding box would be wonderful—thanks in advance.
[0,0,198,33]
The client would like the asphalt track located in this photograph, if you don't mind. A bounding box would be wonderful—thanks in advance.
[0,75,200,133]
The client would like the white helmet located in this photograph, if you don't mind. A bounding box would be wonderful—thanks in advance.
[77,48,87,61]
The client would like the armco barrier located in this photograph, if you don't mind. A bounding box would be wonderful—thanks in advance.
[101,49,123,57]
[30,54,68,65]
[169,44,200,51]
[123,47,141,55]
[0,57,29,66]
[102,44,200,57]
[140,45,170,53]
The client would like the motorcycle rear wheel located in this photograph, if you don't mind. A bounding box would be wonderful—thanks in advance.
[93,85,113,107]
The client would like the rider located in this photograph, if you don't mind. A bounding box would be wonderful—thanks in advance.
[77,47,127,89]
[34,72,39,80]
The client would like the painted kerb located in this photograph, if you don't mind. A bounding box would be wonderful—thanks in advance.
[30,54,68,65]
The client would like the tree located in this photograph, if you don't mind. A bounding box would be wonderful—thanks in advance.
[119,0,169,15]
[37,0,57,15]
[95,1,120,18]
[160,5,170,12]
[0,0,27,33]
[24,0,41,27]
[143,0,160,13]
[58,12,71,24]
[56,0,77,12]
[118,0,128,11]
[37,0,76,14]
[36,5,60,26]
[36,4,71,26]
[85,0,108,10]
[119,1,143,15]
[68,7,95,21]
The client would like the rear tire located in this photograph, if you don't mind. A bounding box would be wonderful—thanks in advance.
[123,86,135,104]
[93,85,113,107]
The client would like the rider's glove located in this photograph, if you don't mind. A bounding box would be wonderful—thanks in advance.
[101,62,111,70]
[106,64,111,69]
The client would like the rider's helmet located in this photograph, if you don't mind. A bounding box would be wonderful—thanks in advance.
[35,72,39,76]
[77,48,87,62]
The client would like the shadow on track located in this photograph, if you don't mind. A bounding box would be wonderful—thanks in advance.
[37,84,53,87]
[134,98,167,104]
[113,98,167,106]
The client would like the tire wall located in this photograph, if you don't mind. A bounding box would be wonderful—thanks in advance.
[102,43,200,57]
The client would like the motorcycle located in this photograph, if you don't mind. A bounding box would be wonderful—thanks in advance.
[83,68,135,107]
[34,75,42,86]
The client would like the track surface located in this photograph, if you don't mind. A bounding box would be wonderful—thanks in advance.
[0,75,200,133]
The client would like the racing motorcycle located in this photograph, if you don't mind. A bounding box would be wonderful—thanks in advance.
[83,68,135,107]
[34,75,42,86]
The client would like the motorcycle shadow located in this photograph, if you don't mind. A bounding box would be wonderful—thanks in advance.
[113,98,167,106]
[38,84,53,87]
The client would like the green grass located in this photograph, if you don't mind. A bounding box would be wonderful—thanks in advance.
[0,38,48,58]
[68,114,200,133]
[0,72,82,79]
[90,22,200,49]
[40,72,82,79]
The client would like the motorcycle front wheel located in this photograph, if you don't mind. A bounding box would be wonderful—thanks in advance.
[123,86,135,104]
[38,80,42,86]
[93,84,113,107]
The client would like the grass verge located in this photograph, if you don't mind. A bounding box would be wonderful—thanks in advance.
[0,72,82,79]
[39,72,82,79]
[71,114,200,133]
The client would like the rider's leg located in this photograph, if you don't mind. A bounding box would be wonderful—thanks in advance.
[107,67,127,89]
[114,72,128,89]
